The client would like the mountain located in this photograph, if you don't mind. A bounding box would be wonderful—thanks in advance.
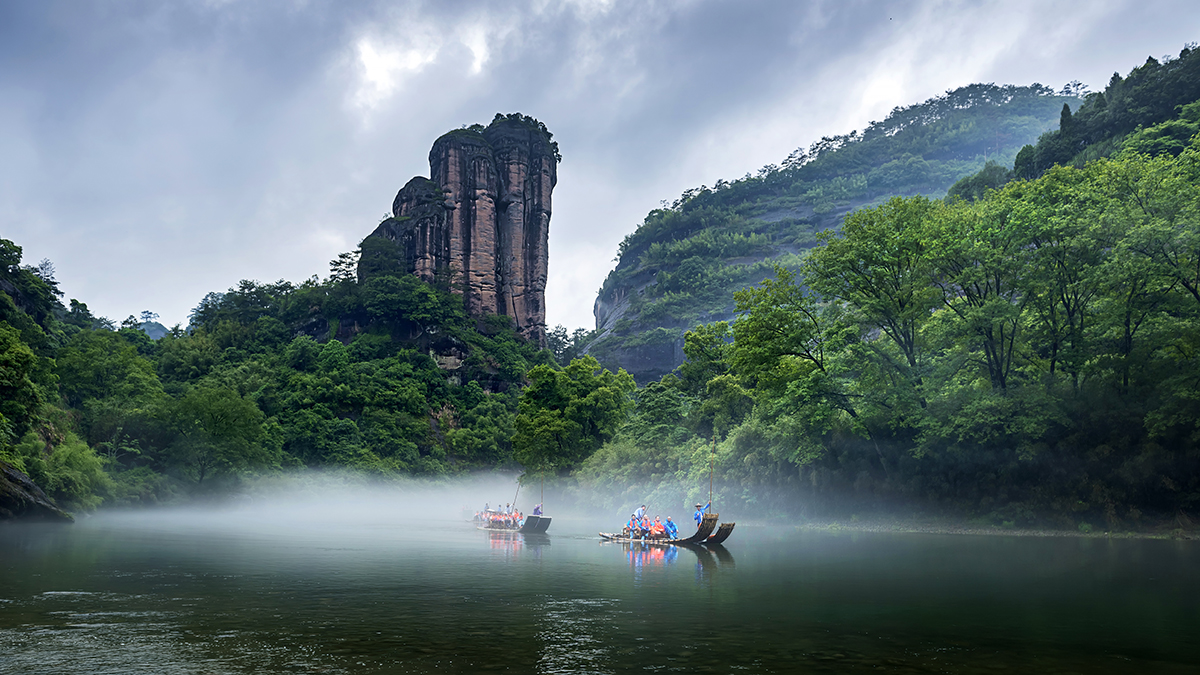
[585,84,1079,382]
[943,44,1200,200]
[1013,45,1200,179]
[358,113,559,344]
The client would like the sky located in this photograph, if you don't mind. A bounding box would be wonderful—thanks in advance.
[2,0,1198,331]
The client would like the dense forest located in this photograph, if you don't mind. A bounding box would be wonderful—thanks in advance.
[587,83,1080,382]
[578,137,1200,528]
[572,46,1200,529]
[4,47,1200,531]
[0,233,636,513]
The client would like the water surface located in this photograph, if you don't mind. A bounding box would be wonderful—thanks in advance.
[1,508,1197,674]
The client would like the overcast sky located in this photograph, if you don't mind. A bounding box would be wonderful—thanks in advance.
[2,0,1198,331]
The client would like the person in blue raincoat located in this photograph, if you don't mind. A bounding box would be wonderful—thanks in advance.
[664,516,679,539]
[693,502,711,526]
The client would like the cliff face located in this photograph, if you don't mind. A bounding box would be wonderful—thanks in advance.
[361,116,558,344]
[1,461,73,522]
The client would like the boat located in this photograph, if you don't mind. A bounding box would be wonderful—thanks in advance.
[599,512,733,546]
[473,508,551,534]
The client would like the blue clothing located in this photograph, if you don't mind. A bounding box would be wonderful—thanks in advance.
[693,502,711,525]
[633,506,646,521]
[533,504,542,515]
[664,520,678,538]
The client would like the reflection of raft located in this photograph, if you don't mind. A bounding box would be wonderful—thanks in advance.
[599,513,734,545]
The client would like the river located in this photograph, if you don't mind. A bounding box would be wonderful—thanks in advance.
[1,502,1197,674]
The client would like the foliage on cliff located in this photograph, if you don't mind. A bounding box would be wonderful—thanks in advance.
[589,83,1078,382]
[948,44,1200,198]
[577,137,1200,527]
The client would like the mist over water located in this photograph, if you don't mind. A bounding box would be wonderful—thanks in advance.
[2,476,1198,674]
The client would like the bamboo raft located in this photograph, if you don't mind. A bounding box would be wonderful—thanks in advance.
[475,514,552,534]
[599,513,734,546]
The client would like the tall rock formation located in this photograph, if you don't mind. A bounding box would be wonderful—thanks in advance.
[359,115,558,344]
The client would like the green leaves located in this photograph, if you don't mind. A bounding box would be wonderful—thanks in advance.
[808,196,940,375]
[513,356,636,473]
[163,386,270,485]
[0,322,44,440]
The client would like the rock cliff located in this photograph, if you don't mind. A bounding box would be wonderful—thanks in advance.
[0,461,73,522]
[360,114,558,344]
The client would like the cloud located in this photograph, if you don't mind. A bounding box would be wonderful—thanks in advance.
[352,36,442,111]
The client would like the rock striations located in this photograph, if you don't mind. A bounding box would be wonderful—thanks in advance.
[359,114,558,344]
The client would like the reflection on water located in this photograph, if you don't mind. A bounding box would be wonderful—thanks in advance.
[603,540,738,588]
[484,530,550,561]
[1,511,1198,674]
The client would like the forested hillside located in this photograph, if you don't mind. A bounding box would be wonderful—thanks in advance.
[586,84,1080,382]
[571,47,1200,529]
[0,236,633,512]
[577,136,1200,529]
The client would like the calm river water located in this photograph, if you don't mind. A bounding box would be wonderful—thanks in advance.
[1,506,1197,674]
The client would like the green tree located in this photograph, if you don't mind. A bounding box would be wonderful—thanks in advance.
[676,321,733,395]
[56,330,163,407]
[0,322,45,440]
[729,266,867,466]
[513,356,635,473]
[731,266,857,408]
[164,386,272,485]
[1011,165,1108,384]
[807,197,940,387]
[926,196,1031,392]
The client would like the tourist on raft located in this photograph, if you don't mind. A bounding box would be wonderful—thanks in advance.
[664,516,678,539]
[650,517,666,538]
[626,513,653,539]
[481,503,523,529]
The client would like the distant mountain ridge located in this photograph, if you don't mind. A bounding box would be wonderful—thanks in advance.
[585,83,1079,382]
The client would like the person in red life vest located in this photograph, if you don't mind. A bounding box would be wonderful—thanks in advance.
[649,516,666,539]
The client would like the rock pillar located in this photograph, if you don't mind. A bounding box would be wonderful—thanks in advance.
[359,116,558,346]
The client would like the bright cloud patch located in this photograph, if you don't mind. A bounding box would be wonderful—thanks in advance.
[353,37,440,110]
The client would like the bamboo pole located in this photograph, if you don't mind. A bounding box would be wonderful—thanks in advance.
[710,432,716,506]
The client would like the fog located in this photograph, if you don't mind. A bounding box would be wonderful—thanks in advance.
[69,472,626,542]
